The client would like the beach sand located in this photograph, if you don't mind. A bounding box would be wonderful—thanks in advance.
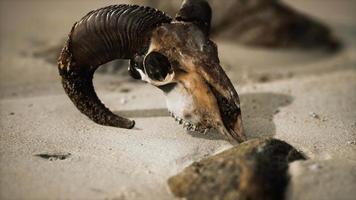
[0,0,355,199]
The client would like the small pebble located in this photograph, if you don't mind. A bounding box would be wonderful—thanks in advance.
[120,88,131,93]
[347,141,356,145]
[9,112,15,115]
[258,75,270,83]
[309,163,321,171]
[309,112,319,119]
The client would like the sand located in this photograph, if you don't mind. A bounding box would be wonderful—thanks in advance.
[0,0,355,199]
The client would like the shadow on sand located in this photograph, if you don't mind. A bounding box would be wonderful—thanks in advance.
[116,92,293,142]
[186,92,294,141]
[116,108,169,118]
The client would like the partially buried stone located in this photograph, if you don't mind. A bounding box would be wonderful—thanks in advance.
[167,138,305,200]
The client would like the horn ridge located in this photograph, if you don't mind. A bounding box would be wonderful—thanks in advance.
[58,4,171,128]
[70,4,171,67]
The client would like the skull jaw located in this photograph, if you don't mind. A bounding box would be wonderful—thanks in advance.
[163,81,210,133]
[158,73,245,142]
[158,75,228,138]
[217,115,246,143]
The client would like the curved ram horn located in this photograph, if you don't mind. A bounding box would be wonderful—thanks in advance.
[58,5,171,129]
[175,0,212,35]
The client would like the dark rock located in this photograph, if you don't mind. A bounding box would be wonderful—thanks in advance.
[132,0,339,50]
[167,138,305,200]
[34,152,71,161]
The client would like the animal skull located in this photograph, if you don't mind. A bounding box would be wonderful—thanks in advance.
[130,23,245,141]
[58,0,246,142]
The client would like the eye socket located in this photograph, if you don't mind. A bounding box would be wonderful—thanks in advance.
[144,51,172,82]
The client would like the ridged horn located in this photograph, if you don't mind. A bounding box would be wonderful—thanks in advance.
[58,5,171,129]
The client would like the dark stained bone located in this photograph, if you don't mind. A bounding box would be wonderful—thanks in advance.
[148,23,245,142]
[58,5,171,128]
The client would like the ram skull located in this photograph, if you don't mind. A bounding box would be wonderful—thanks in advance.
[58,0,246,142]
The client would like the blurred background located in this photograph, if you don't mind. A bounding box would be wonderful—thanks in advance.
[1,0,355,98]
[0,0,355,199]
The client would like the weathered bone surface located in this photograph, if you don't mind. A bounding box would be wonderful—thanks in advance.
[147,22,245,142]
[131,0,339,49]
[58,5,171,128]
[58,2,246,142]
[168,138,305,200]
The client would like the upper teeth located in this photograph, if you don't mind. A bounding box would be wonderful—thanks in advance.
[169,111,209,133]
